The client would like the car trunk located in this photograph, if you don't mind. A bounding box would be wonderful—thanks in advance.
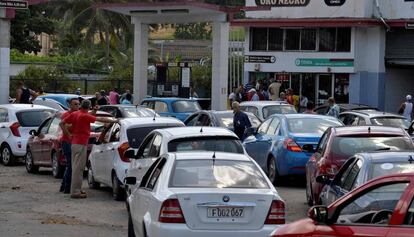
[173,188,275,230]
[289,133,321,149]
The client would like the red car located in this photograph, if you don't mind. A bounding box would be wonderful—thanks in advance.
[271,173,414,237]
[305,126,414,206]
[25,111,111,178]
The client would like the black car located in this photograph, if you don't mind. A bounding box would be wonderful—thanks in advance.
[184,110,261,132]
[98,105,158,118]
[314,103,378,115]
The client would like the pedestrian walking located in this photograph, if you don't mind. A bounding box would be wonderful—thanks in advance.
[109,88,120,105]
[232,101,252,140]
[60,100,117,199]
[268,79,281,101]
[286,88,294,105]
[398,95,414,121]
[15,81,37,104]
[303,101,316,114]
[326,97,340,118]
[59,98,80,194]
[121,93,133,105]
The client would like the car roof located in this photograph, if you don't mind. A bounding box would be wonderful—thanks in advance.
[142,97,197,102]
[38,94,79,99]
[172,151,251,162]
[342,110,405,118]
[338,104,377,110]
[272,113,340,120]
[120,117,183,127]
[240,101,290,107]
[357,151,414,164]
[0,104,57,111]
[157,126,238,139]
[332,125,407,135]
[100,104,149,110]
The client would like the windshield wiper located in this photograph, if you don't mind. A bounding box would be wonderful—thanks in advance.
[375,147,391,151]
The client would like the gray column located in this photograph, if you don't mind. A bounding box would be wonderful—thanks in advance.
[211,21,229,111]
[132,19,148,104]
[0,9,10,104]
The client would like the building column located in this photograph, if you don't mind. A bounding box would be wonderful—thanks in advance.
[211,21,229,110]
[132,18,148,104]
[0,10,10,104]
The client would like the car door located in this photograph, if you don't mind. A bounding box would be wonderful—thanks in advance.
[243,118,273,166]
[102,123,121,185]
[93,123,117,184]
[314,181,411,237]
[41,117,61,165]
[387,193,414,236]
[32,118,52,165]
[184,113,200,126]
[0,108,10,144]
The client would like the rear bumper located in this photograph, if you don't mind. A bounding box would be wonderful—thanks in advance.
[9,138,28,156]
[279,151,312,176]
[148,223,279,237]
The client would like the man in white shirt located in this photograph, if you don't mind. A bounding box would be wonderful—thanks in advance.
[399,95,414,121]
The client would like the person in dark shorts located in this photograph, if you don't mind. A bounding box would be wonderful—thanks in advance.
[15,81,37,104]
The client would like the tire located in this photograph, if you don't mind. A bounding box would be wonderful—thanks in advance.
[112,173,125,201]
[87,165,100,189]
[128,213,136,237]
[1,144,15,166]
[25,148,39,173]
[306,177,314,206]
[267,156,279,184]
[51,152,64,179]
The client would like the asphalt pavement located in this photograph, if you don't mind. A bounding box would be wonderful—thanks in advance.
[0,164,308,237]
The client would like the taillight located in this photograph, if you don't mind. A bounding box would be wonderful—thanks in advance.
[118,142,130,163]
[284,138,302,152]
[159,199,185,223]
[265,200,285,224]
[10,122,21,137]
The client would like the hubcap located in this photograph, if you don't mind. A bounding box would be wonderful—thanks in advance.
[268,160,275,181]
[26,152,32,169]
[52,154,58,175]
[88,168,94,184]
[3,148,10,163]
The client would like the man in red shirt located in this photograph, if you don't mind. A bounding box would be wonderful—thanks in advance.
[61,100,118,199]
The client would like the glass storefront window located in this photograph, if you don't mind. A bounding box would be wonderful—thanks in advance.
[319,28,336,52]
[334,74,350,103]
[285,29,301,50]
[268,28,284,51]
[250,28,267,51]
[301,29,317,51]
[318,75,333,105]
[337,28,352,52]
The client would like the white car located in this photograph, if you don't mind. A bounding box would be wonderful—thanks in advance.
[87,117,184,200]
[126,152,285,237]
[240,101,297,122]
[125,127,245,194]
[0,104,56,165]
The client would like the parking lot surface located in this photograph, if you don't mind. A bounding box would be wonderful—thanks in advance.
[0,165,308,236]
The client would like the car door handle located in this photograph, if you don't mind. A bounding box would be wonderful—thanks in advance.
[111,148,115,151]
[0,126,5,128]
[99,150,103,153]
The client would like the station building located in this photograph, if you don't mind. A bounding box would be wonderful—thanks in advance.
[232,0,414,111]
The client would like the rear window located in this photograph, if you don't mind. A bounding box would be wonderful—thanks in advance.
[370,117,411,129]
[172,101,201,113]
[216,113,261,129]
[123,107,157,118]
[168,137,244,154]
[263,105,297,119]
[126,125,182,148]
[16,110,55,127]
[288,118,342,134]
[170,160,269,189]
[371,162,414,179]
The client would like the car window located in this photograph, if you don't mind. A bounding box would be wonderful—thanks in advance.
[257,118,273,135]
[196,114,211,126]
[316,129,331,155]
[138,134,155,159]
[267,117,280,135]
[315,106,328,115]
[262,105,297,119]
[339,159,362,191]
[248,107,259,117]
[123,107,156,118]
[0,108,8,122]
[371,117,411,129]
[48,118,61,135]
[109,123,121,142]
[334,157,356,185]
[172,101,201,113]
[39,118,52,134]
[287,118,342,134]
[337,182,409,225]
[16,110,55,127]
[100,107,117,117]
[145,158,167,190]
[341,114,356,125]
[185,114,199,126]
[404,197,414,225]
[168,137,244,154]
[140,158,162,188]
[154,101,168,113]
[170,160,269,189]
[371,162,414,180]
[357,117,366,126]
[126,125,183,149]
[148,134,162,157]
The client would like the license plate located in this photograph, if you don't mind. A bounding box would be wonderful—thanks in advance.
[207,207,244,218]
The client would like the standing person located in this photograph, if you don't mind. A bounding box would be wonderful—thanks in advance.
[278,92,287,102]
[232,102,252,140]
[257,86,266,101]
[75,88,81,96]
[236,84,244,102]
[120,89,133,103]
[229,87,237,108]
[249,89,260,101]
[59,98,80,194]
[109,88,120,105]
[299,94,309,112]
[97,90,108,106]
[15,81,37,104]
[244,78,255,97]
[326,97,340,118]
[286,88,294,105]
[398,95,414,121]
[189,86,199,99]
[303,101,316,114]
[268,79,281,101]
[37,87,46,96]
[60,100,117,199]
[121,93,133,105]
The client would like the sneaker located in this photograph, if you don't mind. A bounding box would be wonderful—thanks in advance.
[70,193,87,199]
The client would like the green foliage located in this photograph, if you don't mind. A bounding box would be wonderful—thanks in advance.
[191,65,212,97]
[174,23,212,40]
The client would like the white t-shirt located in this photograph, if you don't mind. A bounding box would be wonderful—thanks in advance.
[229,92,235,101]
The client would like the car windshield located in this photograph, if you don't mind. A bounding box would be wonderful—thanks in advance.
[371,162,414,179]
[216,112,261,128]
[370,117,411,129]
[332,136,414,159]
[263,105,297,119]
[123,107,156,118]
[168,137,244,154]
[91,121,105,133]
[127,125,182,148]
[170,160,269,189]
[287,118,342,134]
[172,101,201,113]
[16,110,55,127]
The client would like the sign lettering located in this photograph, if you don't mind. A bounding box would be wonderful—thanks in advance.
[255,0,310,7]
[0,0,28,9]
[295,58,354,67]
[245,55,276,63]
[324,0,346,6]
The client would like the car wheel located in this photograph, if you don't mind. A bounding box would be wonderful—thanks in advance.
[306,177,314,206]
[87,165,100,189]
[52,152,64,179]
[25,148,39,173]
[112,173,125,201]
[128,213,136,237]
[1,144,15,166]
[267,156,279,184]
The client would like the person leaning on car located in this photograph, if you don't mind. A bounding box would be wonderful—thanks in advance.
[60,100,118,199]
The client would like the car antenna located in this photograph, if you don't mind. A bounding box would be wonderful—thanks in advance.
[368,127,371,133]
[153,112,156,121]
[200,127,203,133]
[409,155,414,164]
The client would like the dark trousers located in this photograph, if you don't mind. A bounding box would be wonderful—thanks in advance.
[61,141,72,192]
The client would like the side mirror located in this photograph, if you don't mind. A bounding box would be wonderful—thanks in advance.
[408,122,414,135]
[124,177,137,185]
[308,206,329,223]
[302,144,315,153]
[29,130,37,136]
[244,127,257,137]
[124,149,137,159]
[316,175,330,184]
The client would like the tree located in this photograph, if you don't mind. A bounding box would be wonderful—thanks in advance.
[174,23,212,40]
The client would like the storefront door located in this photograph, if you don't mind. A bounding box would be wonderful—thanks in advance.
[317,74,333,105]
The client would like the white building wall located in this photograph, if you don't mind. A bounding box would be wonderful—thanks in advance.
[375,0,414,19]
[384,69,414,112]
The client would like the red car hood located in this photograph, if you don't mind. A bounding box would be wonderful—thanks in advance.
[272,218,316,236]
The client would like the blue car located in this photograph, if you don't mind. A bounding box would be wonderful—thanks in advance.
[35,94,81,109]
[141,97,201,122]
[243,114,343,183]
[319,151,414,206]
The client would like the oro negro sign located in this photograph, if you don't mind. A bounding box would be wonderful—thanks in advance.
[255,0,310,7]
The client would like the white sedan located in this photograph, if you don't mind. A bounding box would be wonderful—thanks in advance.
[126,152,285,237]
[87,117,184,200]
